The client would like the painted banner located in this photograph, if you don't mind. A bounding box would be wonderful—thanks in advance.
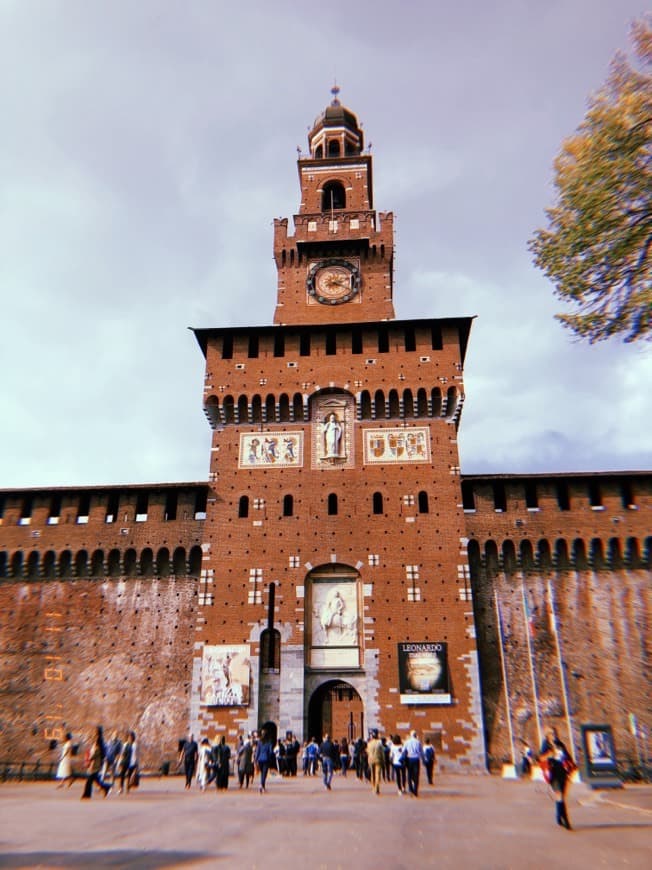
[363,427,430,464]
[239,432,303,468]
[200,644,250,706]
[398,642,451,704]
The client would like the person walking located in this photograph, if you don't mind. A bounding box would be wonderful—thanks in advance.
[319,733,336,791]
[539,726,575,830]
[423,737,436,786]
[366,729,384,795]
[402,730,424,797]
[255,727,274,793]
[237,734,254,789]
[214,735,231,790]
[55,732,74,789]
[197,738,212,791]
[81,726,111,799]
[389,734,406,795]
[339,738,349,776]
[179,734,199,789]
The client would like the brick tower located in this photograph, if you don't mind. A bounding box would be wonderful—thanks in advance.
[192,89,485,770]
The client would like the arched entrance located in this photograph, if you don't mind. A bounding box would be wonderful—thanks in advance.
[307,680,364,742]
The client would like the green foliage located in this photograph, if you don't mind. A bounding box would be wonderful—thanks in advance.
[530,17,652,343]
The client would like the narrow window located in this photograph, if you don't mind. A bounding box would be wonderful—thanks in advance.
[194,489,207,520]
[327,493,338,516]
[283,494,294,517]
[372,492,383,515]
[431,324,443,350]
[248,334,259,358]
[461,480,475,511]
[378,327,389,353]
[556,481,570,511]
[105,492,119,524]
[620,480,635,509]
[222,335,233,359]
[492,482,507,512]
[525,481,538,510]
[238,496,249,518]
[300,333,311,356]
[418,491,429,513]
[135,492,148,522]
[352,328,363,354]
[274,332,285,357]
[164,490,178,522]
[404,326,416,352]
[325,330,336,355]
[48,493,62,525]
[588,480,602,509]
[77,493,90,524]
[19,496,33,526]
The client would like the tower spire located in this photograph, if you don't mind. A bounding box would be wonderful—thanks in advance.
[330,82,341,106]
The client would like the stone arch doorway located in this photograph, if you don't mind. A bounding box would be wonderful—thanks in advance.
[307,680,364,743]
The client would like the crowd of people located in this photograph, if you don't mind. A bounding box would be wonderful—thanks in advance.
[176,728,437,797]
[55,726,140,799]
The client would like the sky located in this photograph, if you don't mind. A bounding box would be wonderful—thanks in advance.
[1,0,650,489]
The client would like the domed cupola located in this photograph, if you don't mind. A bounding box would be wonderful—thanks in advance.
[308,86,364,159]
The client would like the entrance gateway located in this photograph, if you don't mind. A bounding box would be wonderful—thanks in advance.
[307,681,364,743]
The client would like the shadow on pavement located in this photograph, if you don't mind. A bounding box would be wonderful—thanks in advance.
[0,851,214,869]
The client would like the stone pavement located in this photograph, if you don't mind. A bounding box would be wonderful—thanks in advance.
[0,772,650,869]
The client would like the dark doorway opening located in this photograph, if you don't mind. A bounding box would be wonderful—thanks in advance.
[307,681,363,743]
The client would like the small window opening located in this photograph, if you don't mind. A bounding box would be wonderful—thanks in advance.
[327,493,338,516]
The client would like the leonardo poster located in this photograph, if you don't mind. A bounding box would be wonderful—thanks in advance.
[398,642,451,704]
[200,644,250,706]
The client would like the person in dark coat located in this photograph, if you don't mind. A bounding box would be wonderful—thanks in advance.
[179,734,198,790]
[237,734,254,789]
[254,728,274,793]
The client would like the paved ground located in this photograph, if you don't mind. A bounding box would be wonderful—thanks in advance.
[0,772,650,869]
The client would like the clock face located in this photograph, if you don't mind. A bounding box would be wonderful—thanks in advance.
[307,259,360,304]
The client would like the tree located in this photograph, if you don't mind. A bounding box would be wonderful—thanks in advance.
[529,17,652,343]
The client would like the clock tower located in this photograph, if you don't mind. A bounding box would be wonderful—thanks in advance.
[192,90,485,772]
[273,86,395,325]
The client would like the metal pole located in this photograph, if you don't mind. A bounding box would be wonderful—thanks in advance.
[521,578,543,749]
[494,590,516,766]
[547,579,581,772]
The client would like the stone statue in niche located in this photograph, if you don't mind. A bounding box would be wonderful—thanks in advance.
[322,412,343,458]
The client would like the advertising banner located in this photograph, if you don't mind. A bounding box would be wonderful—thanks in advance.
[200,644,250,706]
[398,642,451,704]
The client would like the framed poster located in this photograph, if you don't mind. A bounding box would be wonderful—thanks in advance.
[398,642,451,704]
[580,723,621,788]
[200,644,250,706]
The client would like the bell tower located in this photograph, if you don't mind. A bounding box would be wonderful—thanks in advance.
[273,87,395,325]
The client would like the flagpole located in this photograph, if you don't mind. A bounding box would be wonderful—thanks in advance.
[494,590,517,770]
[521,578,543,749]
[547,578,580,774]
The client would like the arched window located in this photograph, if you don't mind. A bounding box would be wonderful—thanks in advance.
[502,540,517,574]
[360,390,372,419]
[608,538,622,568]
[315,144,323,159]
[283,494,294,517]
[467,540,481,581]
[537,539,552,572]
[388,389,400,418]
[75,550,89,578]
[189,546,202,577]
[108,549,121,577]
[403,389,414,417]
[26,551,40,580]
[124,548,137,577]
[59,550,72,578]
[327,493,338,516]
[417,388,428,417]
[293,393,304,421]
[251,395,262,424]
[11,551,24,578]
[554,539,570,571]
[446,386,458,418]
[485,541,499,575]
[327,140,341,158]
[279,393,290,422]
[173,547,186,576]
[520,540,535,572]
[625,537,640,568]
[237,395,249,423]
[140,547,154,577]
[0,551,8,578]
[223,395,235,424]
[431,388,442,416]
[321,180,345,211]
[239,496,249,519]
[374,390,386,419]
[265,394,275,422]
[590,538,604,570]
[43,550,56,579]
[572,539,588,571]
[418,491,429,514]
[155,547,170,577]
[372,492,383,515]
[91,549,105,577]
[260,627,281,673]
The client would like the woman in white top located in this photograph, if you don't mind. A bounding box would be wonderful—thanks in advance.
[56,732,74,789]
[197,739,213,791]
[389,735,406,795]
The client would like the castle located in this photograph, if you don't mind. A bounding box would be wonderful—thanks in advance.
[1,93,649,772]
